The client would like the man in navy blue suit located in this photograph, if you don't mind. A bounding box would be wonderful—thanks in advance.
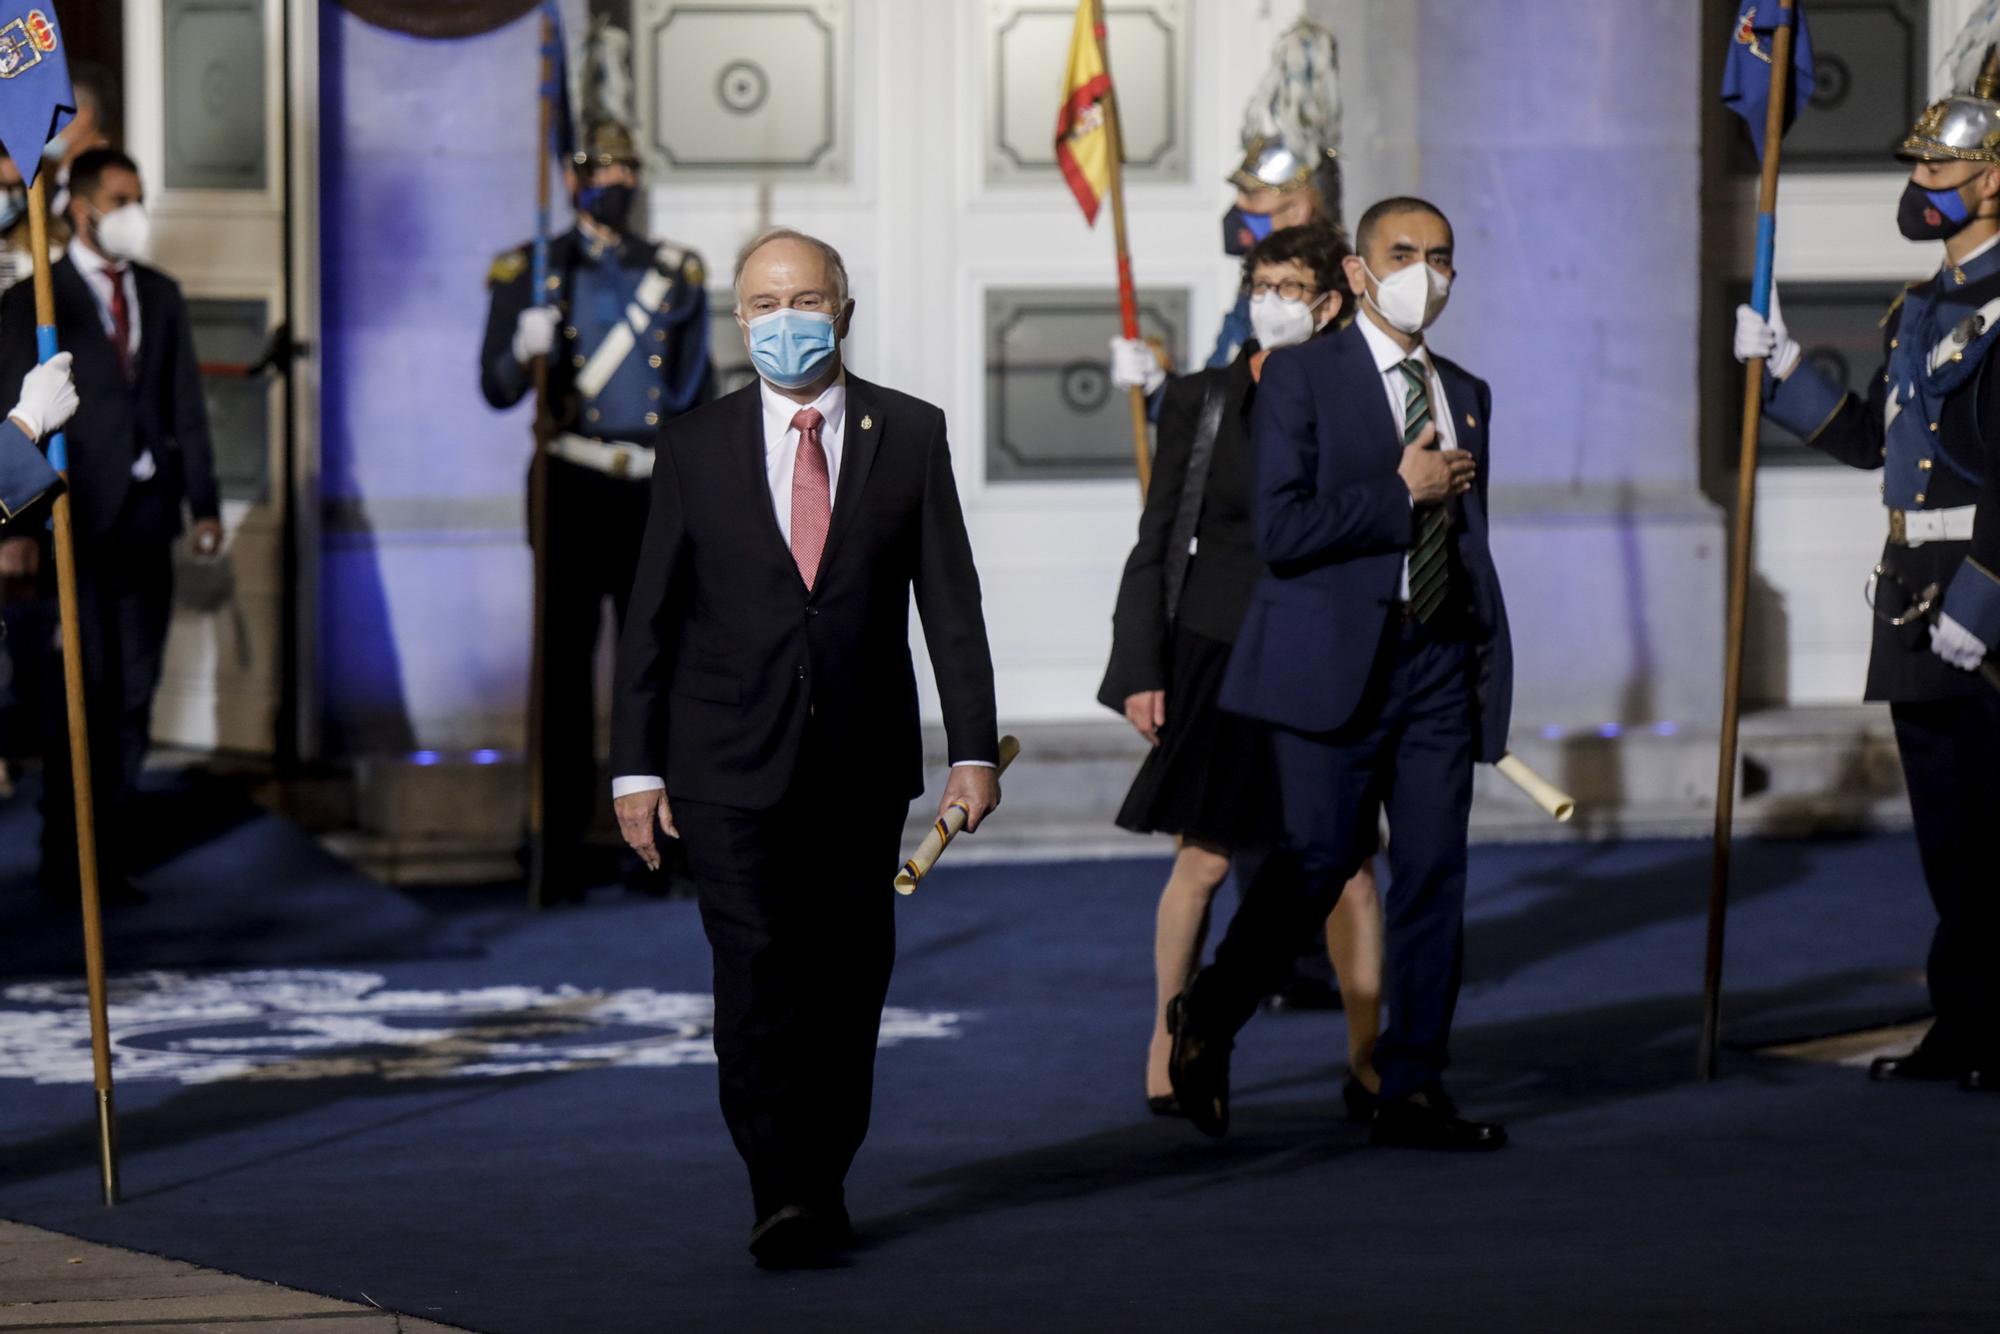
[1167,196,1514,1151]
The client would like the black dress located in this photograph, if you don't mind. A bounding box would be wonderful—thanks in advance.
[1098,348,1282,847]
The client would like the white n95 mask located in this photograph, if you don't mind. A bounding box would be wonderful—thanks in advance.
[93,202,152,263]
[1248,292,1327,351]
[1364,260,1451,335]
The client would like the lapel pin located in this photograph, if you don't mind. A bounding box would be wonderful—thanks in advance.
[861,415,874,431]
[1465,413,1478,428]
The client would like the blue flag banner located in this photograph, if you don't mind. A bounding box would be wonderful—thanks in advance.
[1722,1,1816,161]
[533,1,572,301]
[0,6,73,191]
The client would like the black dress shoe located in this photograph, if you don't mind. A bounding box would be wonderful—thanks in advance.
[1370,1092,1507,1152]
[1341,1076,1379,1126]
[1146,1093,1183,1118]
[1869,1043,1963,1083]
[1165,991,1230,1139]
[748,1205,843,1269]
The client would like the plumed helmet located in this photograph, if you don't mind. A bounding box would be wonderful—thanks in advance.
[1901,31,2000,164]
[1231,20,1343,226]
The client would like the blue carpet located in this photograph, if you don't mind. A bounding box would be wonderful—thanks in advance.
[0,830,1990,1333]
[0,771,470,975]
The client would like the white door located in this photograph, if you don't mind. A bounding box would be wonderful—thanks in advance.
[632,0,1308,725]
[121,0,319,756]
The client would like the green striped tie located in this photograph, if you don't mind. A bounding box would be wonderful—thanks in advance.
[1397,358,1453,624]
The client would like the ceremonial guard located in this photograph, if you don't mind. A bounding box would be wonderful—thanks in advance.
[1109,19,1346,398]
[1735,49,2000,1092]
[479,115,713,899]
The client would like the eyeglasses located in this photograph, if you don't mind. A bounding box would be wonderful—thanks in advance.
[1249,279,1317,301]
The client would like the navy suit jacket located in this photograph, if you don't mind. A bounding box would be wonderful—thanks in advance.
[1218,321,1513,763]
[0,257,218,542]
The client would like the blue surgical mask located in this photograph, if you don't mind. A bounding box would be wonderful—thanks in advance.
[746,308,839,390]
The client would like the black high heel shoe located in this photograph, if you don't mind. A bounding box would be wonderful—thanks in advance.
[1341,1076,1379,1125]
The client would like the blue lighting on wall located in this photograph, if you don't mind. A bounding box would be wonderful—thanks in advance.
[410,750,441,766]
[471,749,503,765]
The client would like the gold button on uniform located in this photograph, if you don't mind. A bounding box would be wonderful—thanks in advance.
[649,354,663,368]
[586,407,601,423]
[1919,459,1933,471]
[645,411,659,426]
[654,330,667,343]
[1915,491,1927,503]
[572,355,585,368]
[563,326,578,340]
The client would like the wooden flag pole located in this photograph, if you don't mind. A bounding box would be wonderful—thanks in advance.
[26,173,119,1205]
[1090,0,1152,498]
[1700,0,1796,1082]
[525,9,555,911]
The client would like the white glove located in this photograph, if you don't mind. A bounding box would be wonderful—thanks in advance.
[1733,286,1800,380]
[1930,612,1990,671]
[512,305,560,365]
[1109,336,1167,395]
[8,351,77,442]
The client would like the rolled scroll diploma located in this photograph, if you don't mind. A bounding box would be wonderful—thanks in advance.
[1495,753,1576,823]
[894,734,1023,895]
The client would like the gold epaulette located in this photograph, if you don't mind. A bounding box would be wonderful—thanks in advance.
[487,248,528,288]
[1878,281,1921,328]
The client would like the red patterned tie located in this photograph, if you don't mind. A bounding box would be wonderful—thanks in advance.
[789,407,831,589]
[107,266,133,381]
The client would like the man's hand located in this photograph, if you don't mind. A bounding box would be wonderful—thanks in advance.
[513,305,561,365]
[1398,425,1476,504]
[1931,612,1990,672]
[1109,336,1168,395]
[1732,286,1800,380]
[939,763,1001,833]
[615,788,678,871]
[1123,689,1166,745]
[9,351,78,442]
[189,519,224,559]
[0,536,38,579]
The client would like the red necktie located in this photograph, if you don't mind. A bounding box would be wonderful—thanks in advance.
[106,266,133,381]
[790,406,831,589]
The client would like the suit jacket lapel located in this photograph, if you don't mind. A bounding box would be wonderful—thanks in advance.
[731,382,797,575]
[134,265,170,383]
[1332,324,1400,459]
[815,372,883,583]
[1432,362,1487,535]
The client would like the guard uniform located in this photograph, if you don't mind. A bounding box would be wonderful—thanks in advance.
[1760,89,2000,1077]
[479,224,712,891]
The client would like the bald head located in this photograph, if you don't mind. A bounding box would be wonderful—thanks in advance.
[733,227,850,317]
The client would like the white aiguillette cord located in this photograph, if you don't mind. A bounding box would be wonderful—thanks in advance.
[894,735,1022,895]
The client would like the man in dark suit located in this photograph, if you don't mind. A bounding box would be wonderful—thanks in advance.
[1168,196,1514,1151]
[0,148,221,898]
[610,227,1000,1266]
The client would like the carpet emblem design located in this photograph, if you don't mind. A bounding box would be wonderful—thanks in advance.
[0,970,964,1086]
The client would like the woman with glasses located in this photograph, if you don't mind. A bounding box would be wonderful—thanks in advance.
[1101,221,1386,1123]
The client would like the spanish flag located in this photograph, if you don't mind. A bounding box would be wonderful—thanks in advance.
[1054,0,1113,225]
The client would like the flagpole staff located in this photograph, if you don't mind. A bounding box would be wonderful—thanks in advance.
[526,8,556,911]
[1090,0,1152,498]
[1701,0,1796,1083]
[25,172,119,1205]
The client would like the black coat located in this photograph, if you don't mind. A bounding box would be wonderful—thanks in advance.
[1098,347,1264,709]
[0,257,218,542]
[611,375,999,809]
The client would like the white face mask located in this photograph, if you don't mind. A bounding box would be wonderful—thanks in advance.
[1248,291,1328,351]
[1362,259,1451,335]
[91,202,151,263]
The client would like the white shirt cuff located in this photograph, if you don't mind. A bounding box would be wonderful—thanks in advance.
[611,775,666,799]
[952,760,997,769]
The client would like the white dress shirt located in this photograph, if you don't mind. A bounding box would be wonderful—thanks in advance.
[762,376,846,545]
[1355,312,1457,599]
[68,239,155,481]
[611,373,989,801]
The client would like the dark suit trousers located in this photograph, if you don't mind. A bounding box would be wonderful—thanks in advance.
[1195,617,1476,1103]
[38,515,175,884]
[670,722,909,1222]
[1892,692,2000,1059]
[539,459,651,865]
